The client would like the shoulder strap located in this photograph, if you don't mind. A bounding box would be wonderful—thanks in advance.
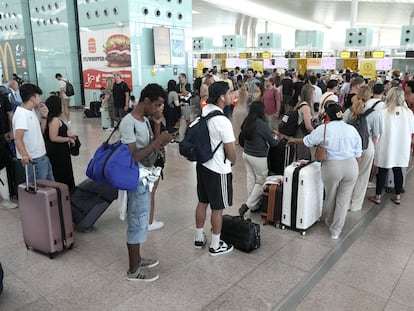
[203,110,224,158]
[322,124,327,146]
[202,110,224,120]
[364,107,375,117]
[320,92,334,107]
[371,100,382,110]
[296,103,308,111]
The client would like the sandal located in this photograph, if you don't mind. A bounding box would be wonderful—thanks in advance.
[391,197,401,205]
[368,196,381,205]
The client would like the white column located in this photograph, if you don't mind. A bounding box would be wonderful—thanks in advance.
[350,0,359,28]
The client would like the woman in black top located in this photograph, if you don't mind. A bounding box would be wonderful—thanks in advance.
[165,79,180,134]
[44,96,76,192]
[343,76,365,111]
[239,101,279,215]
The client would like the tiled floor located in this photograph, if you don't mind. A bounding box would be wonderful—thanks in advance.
[0,110,413,310]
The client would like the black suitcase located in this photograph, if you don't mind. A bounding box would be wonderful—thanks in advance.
[6,157,25,199]
[261,183,283,226]
[84,101,101,118]
[71,179,118,232]
[221,215,260,252]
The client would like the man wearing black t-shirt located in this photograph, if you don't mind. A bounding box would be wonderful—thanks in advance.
[112,72,130,122]
[281,72,294,113]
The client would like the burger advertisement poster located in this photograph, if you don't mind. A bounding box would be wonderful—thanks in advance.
[80,29,132,90]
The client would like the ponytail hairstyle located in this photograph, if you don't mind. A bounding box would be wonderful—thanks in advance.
[349,85,371,121]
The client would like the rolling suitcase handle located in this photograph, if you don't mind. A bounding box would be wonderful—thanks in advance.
[284,144,292,169]
[24,163,37,194]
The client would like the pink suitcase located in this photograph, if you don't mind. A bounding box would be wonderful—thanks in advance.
[18,166,74,258]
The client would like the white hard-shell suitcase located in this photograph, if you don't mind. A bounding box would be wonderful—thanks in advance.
[281,161,323,235]
[100,108,112,129]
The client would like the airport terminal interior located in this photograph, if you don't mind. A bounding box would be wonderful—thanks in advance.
[1,0,414,310]
[0,111,414,310]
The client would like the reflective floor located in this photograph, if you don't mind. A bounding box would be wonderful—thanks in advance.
[0,110,413,310]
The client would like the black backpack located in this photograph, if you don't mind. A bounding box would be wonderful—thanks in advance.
[278,103,307,137]
[179,110,224,163]
[64,80,75,96]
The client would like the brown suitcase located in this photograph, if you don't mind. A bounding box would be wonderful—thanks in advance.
[18,166,74,258]
[261,183,283,226]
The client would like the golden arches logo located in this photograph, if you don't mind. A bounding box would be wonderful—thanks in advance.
[0,42,17,81]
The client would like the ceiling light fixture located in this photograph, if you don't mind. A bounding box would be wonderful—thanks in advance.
[201,0,330,30]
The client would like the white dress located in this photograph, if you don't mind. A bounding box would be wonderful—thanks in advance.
[374,106,414,168]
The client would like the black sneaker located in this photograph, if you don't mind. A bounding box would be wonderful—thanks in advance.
[239,204,249,216]
[209,240,234,257]
[194,232,207,249]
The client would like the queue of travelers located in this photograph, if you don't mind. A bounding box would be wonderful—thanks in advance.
[1,68,414,283]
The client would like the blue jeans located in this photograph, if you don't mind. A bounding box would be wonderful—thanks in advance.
[126,179,150,244]
[26,155,54,182]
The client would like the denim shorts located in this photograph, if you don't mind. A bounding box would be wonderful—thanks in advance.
[126,179,150,244]
[27,155,55,182]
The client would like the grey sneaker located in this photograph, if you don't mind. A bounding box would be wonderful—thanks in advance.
[209,240,234,257]
[194,232,207,249]
[139,258,159,269]
[126,267,159,282]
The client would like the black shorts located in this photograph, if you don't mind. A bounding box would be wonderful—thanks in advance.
[196,163,233,210]
[282,95,293,107]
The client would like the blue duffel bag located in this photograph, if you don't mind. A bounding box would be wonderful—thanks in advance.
[86,126,139,190]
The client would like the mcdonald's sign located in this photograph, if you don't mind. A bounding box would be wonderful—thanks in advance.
[0,41,17,81]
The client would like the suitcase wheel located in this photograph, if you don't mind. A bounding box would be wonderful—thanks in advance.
[68,243,74,250]
[25,244,29,249]
[301,231,306,236]
[385,187,392,193]
[48,253,55,259]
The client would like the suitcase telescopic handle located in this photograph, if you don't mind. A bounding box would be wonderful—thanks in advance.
[284,144,290,169]
[24,163,37,194]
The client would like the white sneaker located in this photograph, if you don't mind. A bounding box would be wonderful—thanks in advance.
[0,200,18,209]
[330,232,340,240]
[148,220,164,231]
[367,181,376,189]
[209,240,234,256]
[105,127,114,131]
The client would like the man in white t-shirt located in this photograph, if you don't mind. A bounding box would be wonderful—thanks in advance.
[55,73,71,123]
[12,84,54,181]
[365,83,385,111]
[319,79,339,116]
[194,81,236,256]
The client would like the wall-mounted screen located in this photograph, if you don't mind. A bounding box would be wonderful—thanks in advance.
[170,28,185,65]
[153,27,171,65]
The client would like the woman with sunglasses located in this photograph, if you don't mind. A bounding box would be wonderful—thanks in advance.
[286,102,362,239]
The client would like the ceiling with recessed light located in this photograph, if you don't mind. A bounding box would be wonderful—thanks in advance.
[192,0,414,48]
